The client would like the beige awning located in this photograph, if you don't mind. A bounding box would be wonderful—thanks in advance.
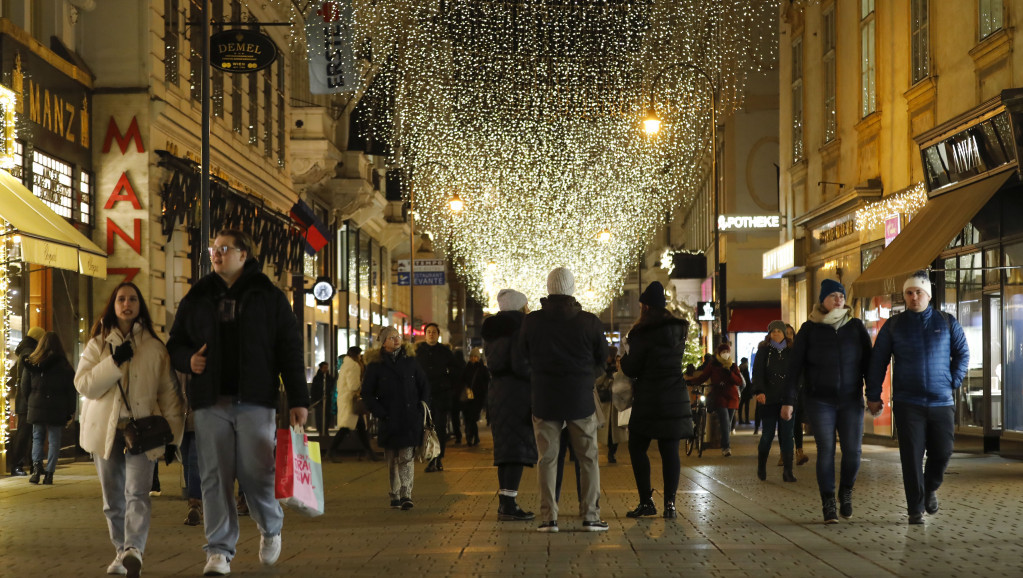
[852,168,1013,298]
[0,169,107,279]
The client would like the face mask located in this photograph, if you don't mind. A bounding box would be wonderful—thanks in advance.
[719,352,731,361]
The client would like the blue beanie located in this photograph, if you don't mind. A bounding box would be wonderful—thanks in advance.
[819,279,845,303]
[639,281,666,309]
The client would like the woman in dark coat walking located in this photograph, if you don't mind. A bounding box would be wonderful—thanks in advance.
[620,282,693,519]
[785,279,871,523]
[752,321,796,483]
[361,326,429,510]
[23,331,78,484]
[481,289,537,521]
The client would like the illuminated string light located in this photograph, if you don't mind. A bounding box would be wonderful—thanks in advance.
[854,183,928,231]
[0,84,17,170]
[350,1,777,310]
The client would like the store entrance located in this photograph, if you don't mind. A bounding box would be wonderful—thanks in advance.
[985,293,1003,451]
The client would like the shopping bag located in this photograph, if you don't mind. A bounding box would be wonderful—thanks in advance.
[275,427,325,517]
[416,401,441,463]
[618,407,632,426]
[611,371,634,411]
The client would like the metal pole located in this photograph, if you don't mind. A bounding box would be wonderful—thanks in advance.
[711,88,721,348]
[200,0,211,276]
[409,182,415,340]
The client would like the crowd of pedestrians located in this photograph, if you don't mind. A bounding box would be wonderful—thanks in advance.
[5,220,971,575]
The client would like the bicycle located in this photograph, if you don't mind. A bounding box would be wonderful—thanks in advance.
[686,384,708,457]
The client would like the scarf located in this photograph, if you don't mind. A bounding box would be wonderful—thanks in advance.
[769,339,787,351]
[715,354,733,369]
[808,303,851,329]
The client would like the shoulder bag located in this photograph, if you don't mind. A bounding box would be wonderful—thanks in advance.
[416,401,441,462]
[111,345,173,455]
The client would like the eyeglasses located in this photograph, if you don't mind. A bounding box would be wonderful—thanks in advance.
[207,246,241,257]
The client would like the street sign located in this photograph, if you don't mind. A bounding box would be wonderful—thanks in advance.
[396,259,447,286]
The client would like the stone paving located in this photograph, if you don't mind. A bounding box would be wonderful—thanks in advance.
[4,423,1023,577]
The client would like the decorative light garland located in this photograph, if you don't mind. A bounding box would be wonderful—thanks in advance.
[0,230,10,450]
[854,183,928,231]
[0,84,16,170]
[348,0,777,311]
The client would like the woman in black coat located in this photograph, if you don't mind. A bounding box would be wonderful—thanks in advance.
[23,331,78,484]
[752,321,796,483]
[481,289,537,521]
[620,282,692,519]
[361,326,429,510]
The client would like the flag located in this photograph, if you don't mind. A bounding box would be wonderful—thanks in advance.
[305,1,359,94]
[290,200,330,256]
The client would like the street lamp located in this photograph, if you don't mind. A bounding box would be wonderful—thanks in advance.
[597,228,612,243]
[448,193,465,213]
[645,61,723,346]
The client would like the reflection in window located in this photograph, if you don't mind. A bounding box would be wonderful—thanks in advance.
[1004,242,1023,431]
[957,253,984,428]
[979,0,1004,41]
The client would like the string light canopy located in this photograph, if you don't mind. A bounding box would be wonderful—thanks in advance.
[351,0,777,311]
[854,183,928,231]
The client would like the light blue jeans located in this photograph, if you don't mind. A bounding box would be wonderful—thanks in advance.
[31,423,62,472]
[95,434,156,555]
[193,397,281,561]
[533,413,601,523]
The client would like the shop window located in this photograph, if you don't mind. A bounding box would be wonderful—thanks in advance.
[860,0,876,118]
[1004,242,1023,431]
[32,150,73,221]
[957,253,984,428]
[164,0,180,85]
[911,0,930,84]
[979,0,1004,41]
[79,171,93,227]
[822,5,837,143]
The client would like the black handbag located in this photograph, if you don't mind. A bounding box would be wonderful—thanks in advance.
[112,345,173,455]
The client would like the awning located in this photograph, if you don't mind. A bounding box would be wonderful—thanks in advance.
[0,169,107,279]
[852,168,1013,298]
[728,307,781,333]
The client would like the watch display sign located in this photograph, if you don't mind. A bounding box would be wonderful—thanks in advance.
[210,29,278,72]
[312,276,335,304]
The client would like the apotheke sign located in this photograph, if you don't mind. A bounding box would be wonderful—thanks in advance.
[717,214,782,231]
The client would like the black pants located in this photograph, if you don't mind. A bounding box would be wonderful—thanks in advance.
[462,400,481,444]
[433,405,451,458]
[738,395,752,423]
[497,463,525,491]
[628,434,681,503]
[9,415,31,471]
[893,403,955,516]
[793,399,805,450]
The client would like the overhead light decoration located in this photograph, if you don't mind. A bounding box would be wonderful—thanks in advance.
[0,83,16,169]
[854,183,928,231]
[352,1,776,311]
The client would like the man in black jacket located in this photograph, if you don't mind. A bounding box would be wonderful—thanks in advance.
[416,323,462,472]
[6,327,43,476]
[519,267,609,532]
[167,229,308,575]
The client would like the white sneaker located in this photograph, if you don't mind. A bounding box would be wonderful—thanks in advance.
[106,552,127,575]
[203,553,231,576]
[259,534,281,566]
[121,548,142,578]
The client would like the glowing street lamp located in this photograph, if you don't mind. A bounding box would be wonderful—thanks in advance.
[642,110,662,136]
[597,228,612,243]
[449,193,465,212]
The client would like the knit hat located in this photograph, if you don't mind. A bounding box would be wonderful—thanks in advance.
[639,281,666,309]
[469,347,483,359]
[497,288,528,312]
[546,267,575,296]
[903,271,932,297]
[27,326,45,341]
[767,320,786,334]
[819,279,845,303]
[716,342,731,354]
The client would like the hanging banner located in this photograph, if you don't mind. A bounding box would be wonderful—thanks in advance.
[305,1,359,94]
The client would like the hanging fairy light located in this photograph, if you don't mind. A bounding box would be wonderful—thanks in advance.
[350,0,778,310]
[855,183,928,231]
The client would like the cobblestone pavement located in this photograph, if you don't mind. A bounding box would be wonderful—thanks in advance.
[3,423,1023,577]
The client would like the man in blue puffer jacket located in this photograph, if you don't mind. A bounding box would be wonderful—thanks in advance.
[866,271,969,526]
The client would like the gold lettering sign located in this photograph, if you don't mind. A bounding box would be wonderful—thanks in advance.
[15,50,89,149]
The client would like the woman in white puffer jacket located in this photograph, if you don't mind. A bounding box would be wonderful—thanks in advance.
[75,282,184,578]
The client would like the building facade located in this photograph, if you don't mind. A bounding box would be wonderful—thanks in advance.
[776,0,1023,452]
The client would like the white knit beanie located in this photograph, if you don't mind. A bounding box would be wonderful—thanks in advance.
[546,267,575,296]
[903,272,932,297]
[497,289,528,312]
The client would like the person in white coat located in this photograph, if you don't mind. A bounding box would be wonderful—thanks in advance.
[328,347,378,461]
[75,282,184,578]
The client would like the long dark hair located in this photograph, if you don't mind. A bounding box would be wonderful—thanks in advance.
[27,331,70,367]
[89,282,160,340]
[635,305,674,328]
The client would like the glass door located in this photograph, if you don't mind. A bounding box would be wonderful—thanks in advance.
[956,253,985,430]
[987,294,1003,431]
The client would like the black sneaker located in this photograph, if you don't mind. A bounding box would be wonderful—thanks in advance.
[822,495,838,524]
[390,499,401,509]
[908,513,925,525]
[537,521,559,533]
[838,487,853,519]
[424,460,439,473]
[925,491,939,515]
[400,498,414,510]
[582,520,609,532]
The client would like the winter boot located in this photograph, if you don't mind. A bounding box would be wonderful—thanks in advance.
[497,492,535,521]
[42,471,53,485]
[663,495,677,519]
[821,492,838,524]
[839,485,853,518]
[29,461,42,484]
[757,449,769,481]
[795,448,809,465]
[782,452,797,482]
[185,498,203,526]
[626,491,657,518]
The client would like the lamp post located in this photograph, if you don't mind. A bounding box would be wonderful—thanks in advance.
[409,160,455,342]
[644,62,722,347]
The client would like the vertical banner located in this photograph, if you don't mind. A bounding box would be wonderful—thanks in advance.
[305,1,359,94]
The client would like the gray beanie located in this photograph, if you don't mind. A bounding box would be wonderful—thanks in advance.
[497,289,528,312]
[546,267,575,296]
[767,320,786,334]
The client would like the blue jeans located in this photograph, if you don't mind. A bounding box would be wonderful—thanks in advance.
[758,403,795,455]
[805,397,864,495]
[180,431,202,500]
[95,433,156,555]
[712,406,731,450]
[31,423,62,473]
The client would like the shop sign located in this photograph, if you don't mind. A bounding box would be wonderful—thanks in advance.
[100,115,146,285]
[304,1,359,94]
[812,214,856,247]
[762,239,802,279]
[210,29,277,72]
[696,301,718,321]
[921,111,1015,192]
[396,259,446,286]
[884,215,901,247]
[717,214,782,231]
